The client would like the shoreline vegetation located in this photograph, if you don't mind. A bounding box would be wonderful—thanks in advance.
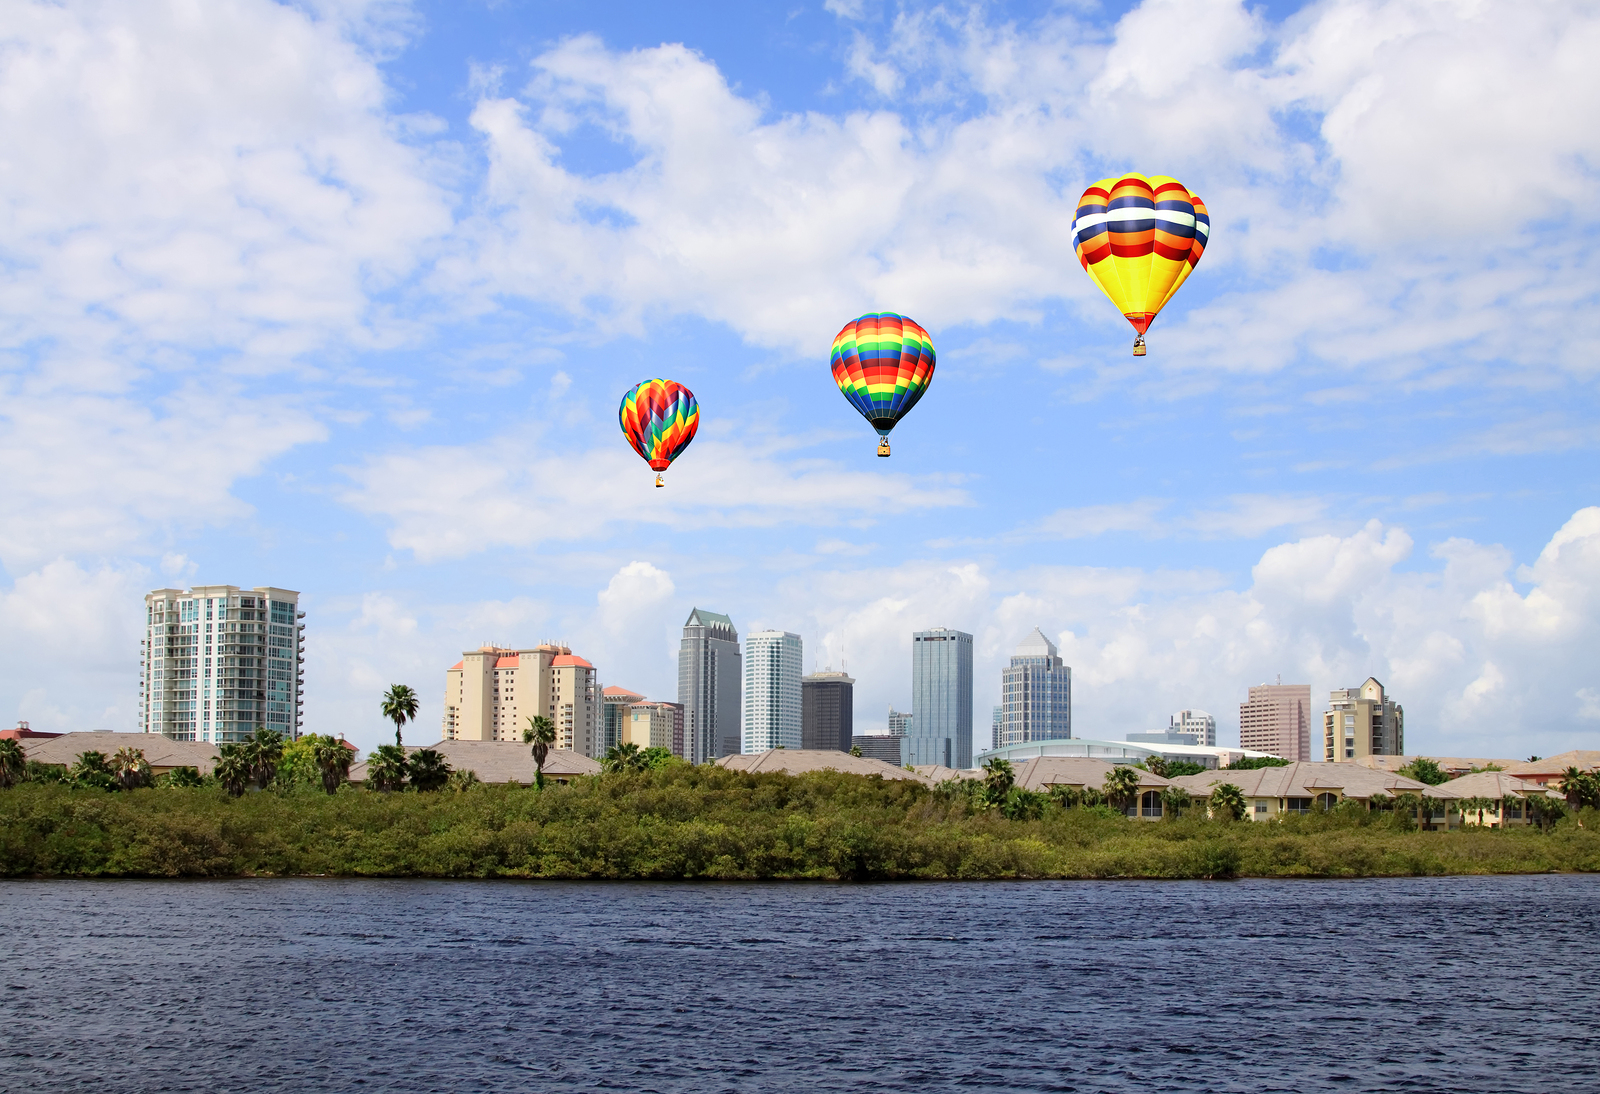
[2,764,1598,880]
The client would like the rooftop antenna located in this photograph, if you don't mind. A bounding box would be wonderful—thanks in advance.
[1276,673,1282,686]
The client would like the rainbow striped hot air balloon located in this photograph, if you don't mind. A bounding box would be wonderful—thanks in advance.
[830,312,936,457]
[1071,173,1209,355]
[619,379,699,487]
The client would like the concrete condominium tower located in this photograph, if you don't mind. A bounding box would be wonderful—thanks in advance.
[911,627,973,768]
[802,670,854,752]
[744,631,803,753]
[997,627,1071,749]
[442,643,599,756]
[1324,678,1404,762]
[1170,709,1217,746]
[678,608,741,762]
[1239,683,1312,760]
[141,585,304,744]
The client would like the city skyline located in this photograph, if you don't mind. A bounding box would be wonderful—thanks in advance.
[2,1,1596,763]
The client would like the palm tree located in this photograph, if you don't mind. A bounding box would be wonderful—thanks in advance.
[70,750,118,791]
[214,745,250,797]
[1103,765,1142,814]
[982,756,1016,804]
[1161,786,1192,820]
[523,714,556,789]
[109,747,152,791]
[365,744,409,792]
[602,742,646,774]
[312,737,353,795]
[0,738,25,789]
[1143,755,1171,779]
[447,768,481,792]
[408,748,452,792]
[1046,784,1081,810]
[381,684,420,747]
[243,727,284,789]
[1209,782,1247,821]
[1560,766,1586,811]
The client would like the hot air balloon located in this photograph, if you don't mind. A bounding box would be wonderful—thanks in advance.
[830,312,936,457]
[618,379,698,487]
[1071,173,1209,356]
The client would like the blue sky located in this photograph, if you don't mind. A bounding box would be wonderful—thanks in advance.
[2,0,1598,757]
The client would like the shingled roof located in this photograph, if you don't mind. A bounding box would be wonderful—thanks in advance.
[349,741,600,784]
[720,749,933,784]
[21,731,220,775]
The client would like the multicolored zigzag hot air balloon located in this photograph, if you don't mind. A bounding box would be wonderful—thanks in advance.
[618,378,699,487]
[1071,173,1209,356]
[830,312,936,457]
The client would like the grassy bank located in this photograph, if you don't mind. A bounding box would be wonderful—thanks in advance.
[3,766,1598,880]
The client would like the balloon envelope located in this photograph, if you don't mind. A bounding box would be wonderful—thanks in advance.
[1071,173,1209,338]
[830,313,936,437]
[619,379,699,472]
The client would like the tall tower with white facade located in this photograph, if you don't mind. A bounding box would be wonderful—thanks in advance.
[744,631,803,753]
[997,628,1071,749]
[911,627,973,769]
[678,608,741,763]
[141,585,304,744]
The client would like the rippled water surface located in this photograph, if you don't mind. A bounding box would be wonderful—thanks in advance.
[2,876,1596,1092]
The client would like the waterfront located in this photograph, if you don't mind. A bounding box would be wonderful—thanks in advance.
[3,876,1595,1092]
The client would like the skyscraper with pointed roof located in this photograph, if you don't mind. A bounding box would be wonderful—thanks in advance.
[996,627,1071,750]
[678,608,741,763]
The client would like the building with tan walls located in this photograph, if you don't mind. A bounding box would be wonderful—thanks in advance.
[1323,677,1404,762]
[443,643,600,757]
[1239,682,1311,760]
[625,702,676,750]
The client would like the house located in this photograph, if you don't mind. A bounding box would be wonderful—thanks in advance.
[1444,770,1563,828]
[1008,756,1174,819]
[1503,751,1600,788]
[720,749,934,784]
[1171,762,1463,829]
[0,721,61,741]
[1352,755,1519,779]
[349,740,599,785]
[21,731,220,776]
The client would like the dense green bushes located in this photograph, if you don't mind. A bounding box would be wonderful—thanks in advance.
[1,766,1597,880]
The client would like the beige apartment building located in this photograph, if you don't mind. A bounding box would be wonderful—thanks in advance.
[1323,677,1403,761]
[1239,682,1311,760]
[442,643,600,757]
[625,702,676,750]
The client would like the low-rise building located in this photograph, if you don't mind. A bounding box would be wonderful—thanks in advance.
[1445,770,1562,828]
[1503,750,1600,787]
[348,740,599,785]
[22,731,220,775]
[718,748,933,783]
[1352,755,1520,779]
[1171,762,1460,828]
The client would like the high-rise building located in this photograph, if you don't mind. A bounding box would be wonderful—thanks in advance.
[141,585,304,744]
[744,631,802,753]
[602,685,645,754]
[442,643,599,755]
[802,670,854,752]
[996,628,1072,749]
[851,735,904,764]
[992,706,1002,751]
[1169,709,1216,746]
[1239,683,1311,760]
[888,708,913,737]
[679,608,741,762]
[1324,678,1404,762]
[911,627,973,769]
[625,701,677,750]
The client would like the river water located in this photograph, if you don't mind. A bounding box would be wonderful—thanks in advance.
[1,876,1594,1092]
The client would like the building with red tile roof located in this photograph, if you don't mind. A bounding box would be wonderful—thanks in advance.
[442,643,600,757]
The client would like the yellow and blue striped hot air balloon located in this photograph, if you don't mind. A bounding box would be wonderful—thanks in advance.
[618,379,698,487]
[830,313,936,457]
[1071,173,1210,356]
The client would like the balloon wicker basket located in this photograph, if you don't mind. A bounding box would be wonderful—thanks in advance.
[1132,336,1147,357]
[654,473,664,488]
[877,438,891,457]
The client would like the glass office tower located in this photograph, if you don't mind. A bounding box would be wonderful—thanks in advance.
[910,627,973,768]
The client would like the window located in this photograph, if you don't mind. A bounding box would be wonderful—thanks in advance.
[1286,797,1312,815]
[1315,793,1339,812]
[1140,790,1163,818]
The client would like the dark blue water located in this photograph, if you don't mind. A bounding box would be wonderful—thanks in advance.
[2,876,1595,1093]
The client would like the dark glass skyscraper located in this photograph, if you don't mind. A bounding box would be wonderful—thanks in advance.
[677,608,741,763]
[801,670,853,751]
[910,627,973,768]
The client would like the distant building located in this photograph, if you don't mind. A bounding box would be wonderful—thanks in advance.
[1240,683,1312,761]
[625,702,677,750]
[679,608,742,762]
[1126,730,1196,746]
[911,627,973,769]
[996,628,1072,749]
[1169,709,1216,747]
[602,686,645,755]
[443,643,599,756]
[888,708,913,736]
[852,735,904,765]
[802,670,854,752]
[992,706,1002,750]
[1323,678,1404,762]
[142,585,304,744]
[743,631,802,754]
